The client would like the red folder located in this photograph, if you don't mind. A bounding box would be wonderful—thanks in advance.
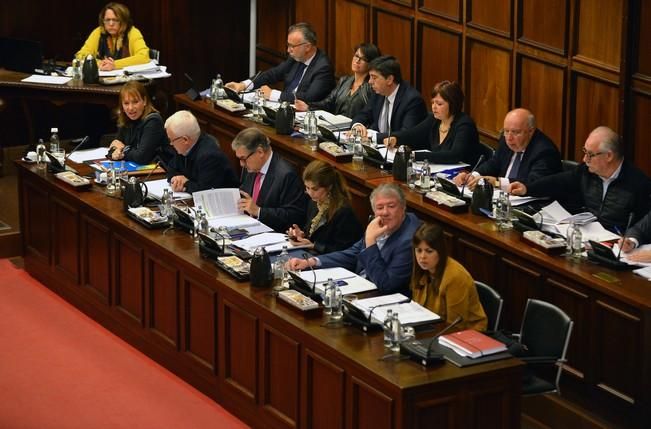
[439,329,507,358]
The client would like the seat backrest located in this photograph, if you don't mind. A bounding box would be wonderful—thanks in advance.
[149,48,160,63]
[519,299,572,359]
[561,159,578,172]
[479,141,495,160]
[474,281,503,331]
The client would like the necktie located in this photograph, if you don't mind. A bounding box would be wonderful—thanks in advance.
[509,152,524,180]
[252,172,263,203]
[380,97,391,134]
[285,62,307,95]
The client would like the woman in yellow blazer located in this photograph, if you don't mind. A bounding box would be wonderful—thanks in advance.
[76,2,150,71]
[409,223,487,331]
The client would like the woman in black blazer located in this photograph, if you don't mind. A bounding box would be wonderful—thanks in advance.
[387,81,483,165]
[287,160,363,254]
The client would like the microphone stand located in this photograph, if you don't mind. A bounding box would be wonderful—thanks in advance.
[142,159,162,183]
[399,315,464,366]
[616,212,635,260]
[317,115,344,148]
[424,316,463,358]
[302,252,317,297]
[460,154,485,197]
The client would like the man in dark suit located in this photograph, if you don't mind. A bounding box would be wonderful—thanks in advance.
[453,108,562,190]
[351,55,427,145]
[287,183,422,295]
[620,209,651,262]
[162,110,239,193]
[510,126,651,231]
[232,128,308,232]
[225,23,335,103]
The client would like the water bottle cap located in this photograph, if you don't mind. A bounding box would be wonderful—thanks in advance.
[51,127,58,133]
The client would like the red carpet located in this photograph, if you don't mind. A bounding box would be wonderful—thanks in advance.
[0,259,249,429]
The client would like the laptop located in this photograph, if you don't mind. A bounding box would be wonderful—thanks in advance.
[0,37,44,73]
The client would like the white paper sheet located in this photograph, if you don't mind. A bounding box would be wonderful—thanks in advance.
[21,75,72,85]
[67,148,109,163]
[145,178,192,200]
[352,293,441,325]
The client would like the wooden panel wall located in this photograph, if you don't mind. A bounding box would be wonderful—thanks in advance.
[254,0,651,174]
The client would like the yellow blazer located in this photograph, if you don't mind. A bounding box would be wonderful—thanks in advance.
[412,257,488,331]
[76,26,150,69]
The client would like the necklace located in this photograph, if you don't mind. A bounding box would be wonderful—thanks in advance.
[439,126,450,133]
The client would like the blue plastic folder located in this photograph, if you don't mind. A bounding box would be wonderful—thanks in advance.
[97,161,158,172]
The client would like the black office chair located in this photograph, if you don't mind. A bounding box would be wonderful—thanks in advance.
[475,281,503,332]
[516,299,573,396]
[561,159,578,172]
[149,48,160,63]
[479,141,495,160]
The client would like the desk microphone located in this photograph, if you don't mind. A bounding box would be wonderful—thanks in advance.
[142,159,162,182]
[302,252,317,296]
[366,298,411,323]
[183,73,201,100]
[66,136,89,161]
[243,70,262,92]
[400,315,463,366]
[616,212,635,260]
[460,154,485,197]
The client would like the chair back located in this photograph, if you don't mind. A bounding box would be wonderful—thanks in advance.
[561,159,578,172]
[149,48,160,63]
[519,299,573,393]
[479,141,495,160]
[475,281,503,332]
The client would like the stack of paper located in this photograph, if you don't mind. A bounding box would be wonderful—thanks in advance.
[192,188,272,234]
[438,330,507,358]
[351,293,441,326]
[145,179,192,201]
[536,201,618,241]
[295,267,377,295]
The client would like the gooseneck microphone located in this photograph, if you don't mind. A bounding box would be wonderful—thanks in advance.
[460,154,485,197]
[243,70,262,92]
[425,315,463,358]
[400,315,464,366]
[302,252,317,295]
[142,159,162,183]
[616,212,635,260]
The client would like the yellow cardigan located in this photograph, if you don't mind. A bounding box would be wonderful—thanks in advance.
[75,26,150,69]
[412,257,488,332]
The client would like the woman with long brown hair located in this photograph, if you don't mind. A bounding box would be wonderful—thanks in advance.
[287,160,363,253]
[410,222,487,331]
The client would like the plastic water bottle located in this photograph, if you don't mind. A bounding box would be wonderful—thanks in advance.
[161,188,174,226]
[383,309,394,347]
[49,128,60,153]
[420,162,431,190]
[36,138,47,170]
[353,138,364,170]
[408,151,417,189]
[274,245,290,291]
[495,191,513,231]
[568,222,583,257]
[390,312,402,352]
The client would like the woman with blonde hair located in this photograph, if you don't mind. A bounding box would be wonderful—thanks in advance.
[410,223,487,331]
[76,2,150,71]
[108,81,165,164]
[287,160,363,253]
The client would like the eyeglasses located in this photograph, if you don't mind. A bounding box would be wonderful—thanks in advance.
[582,148,605,160]
[286,42,309,49]
[169,136,186,145]
[353,54,368,63]
[501,129,528,137]
[237,151,256,164]
[103,18,120,24]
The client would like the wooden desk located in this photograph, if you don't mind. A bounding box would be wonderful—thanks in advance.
[16,162,523,429]
[174,93,651,428]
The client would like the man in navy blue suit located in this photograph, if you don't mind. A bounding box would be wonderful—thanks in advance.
[453,108,562,190]
[225,23,335,103]
[288,183,422,294]
[351,55,427,145]
[233,128,308,233]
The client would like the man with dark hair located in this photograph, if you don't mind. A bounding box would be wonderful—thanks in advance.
[232,128,308,232]
[350,55,427,145]
[226,22,335,103]
[509,126,651,231]
[287,183,422,294]
[454,108,562,190]
[162,110,238,193]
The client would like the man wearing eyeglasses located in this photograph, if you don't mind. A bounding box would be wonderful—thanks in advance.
[453,108,562,190]
[225,22,335,103]
[231,128,308,232]
[509,126,651,231]
[161,110,238,193]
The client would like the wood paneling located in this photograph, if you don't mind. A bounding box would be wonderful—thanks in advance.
[574,0,623,70]
[304,350,345,429]
[333,0,370,77]
[183,276,217,372]
[257,0,292,62]
[295,0,328,54]
[114,235,144,325]
[519,0,568,54]
[419,0,461,22]
[23,180,50,264]
[517,55,565,149]
[636,1,651,78]
[51,197,79,285]
[417,23,462,102]
[466,39,511,138]
[222,300,258,402]
[147,256,179,349]
[81,215,111,304]
[262,325,300,428]
[413,395,455,428]
[467,0,512,37]
[631,93,651,171]
[572,74,619,160]
[455,237,498,288]
[374,9,415,82]
[350,377,393,429]
[499,258,542,332]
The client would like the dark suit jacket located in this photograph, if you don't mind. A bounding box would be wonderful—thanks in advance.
[317,213,422,294]
[308,75,373,119]
[254,49,335,103]
[163,134,239,194]
[304,203,363,254]
[241,153,308,232]
[392,112,483,165]
[629,210,651,245]
[351,82,428,144]
[118,112,167,165]
[477,129,562,184]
